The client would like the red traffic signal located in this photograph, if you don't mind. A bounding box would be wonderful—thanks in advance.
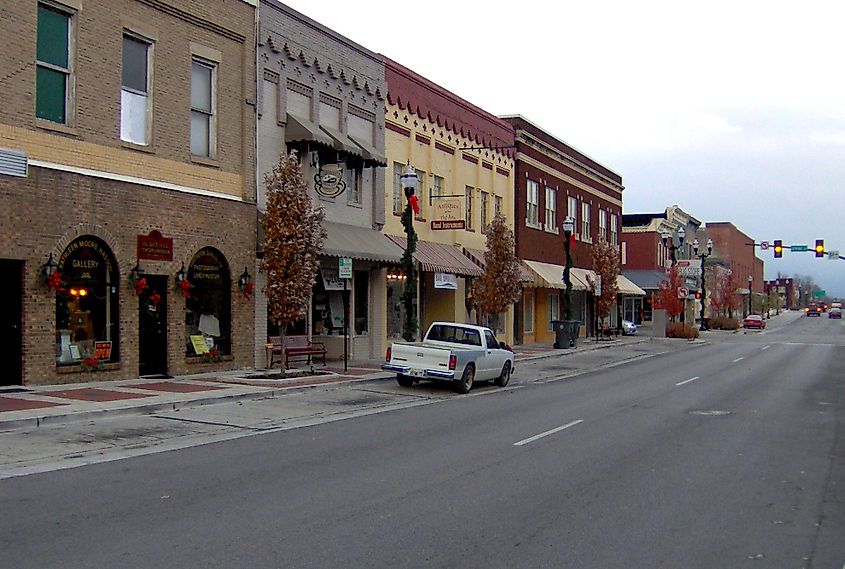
[815,239,825,258]
[694,291,702,300]
[773,239,783,258]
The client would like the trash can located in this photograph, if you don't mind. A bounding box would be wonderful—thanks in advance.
[551,320,566,349]
[563,320,580,348]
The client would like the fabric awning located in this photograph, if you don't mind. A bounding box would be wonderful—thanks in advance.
[322,222,405,264]
[348,133,388,167]
[387,236,484,277]
[462,247,534,282]
[523,260,590,291]
[320,125,367,160]
[285,114,334,147]
[616,274,646,296]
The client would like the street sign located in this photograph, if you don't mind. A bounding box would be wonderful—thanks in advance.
[813,290,826,298]
[760,241,769,250]
[828,251,840,260]
[338,257,352,279]
[677,287,689,299]
[790,244,808,252]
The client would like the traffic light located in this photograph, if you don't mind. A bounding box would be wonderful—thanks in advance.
[773,240,783,258]
[815,239,825,258]
[694,291,702,300]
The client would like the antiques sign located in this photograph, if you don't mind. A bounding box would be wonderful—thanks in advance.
[431,199,465,230]
[314,163,346,198]
[137,230,174,261]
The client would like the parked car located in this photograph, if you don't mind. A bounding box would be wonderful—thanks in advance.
[621,320,638,335]
[383,322,515,394]
[806,303,822,317]
[743,314,766,329]
[829,308,842,319]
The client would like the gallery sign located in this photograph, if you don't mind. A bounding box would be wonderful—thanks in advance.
[137,230,173,261]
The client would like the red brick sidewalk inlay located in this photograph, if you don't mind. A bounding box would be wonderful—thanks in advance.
[40,388,157,402]
[0,396,67,412]
[128,382,228,393]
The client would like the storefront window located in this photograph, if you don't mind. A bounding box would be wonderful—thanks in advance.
[386,271,404,338]
[354,270,368,335]
[313,267,345,335]
[184,247,231,355]
[55,236,120,365]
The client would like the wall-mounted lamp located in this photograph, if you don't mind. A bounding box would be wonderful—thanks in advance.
[42,252,58,278]
[175,262,186,284]
[130,259,144,281]
[238,267,252,291]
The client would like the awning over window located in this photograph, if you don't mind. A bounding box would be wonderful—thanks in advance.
[616,274,646,296]
[348,133,388,167]
[523,260,591,291]
[319,125,367,161]
[285,114,334,147]
[462,247,534,282]
[322,222,405,264]
[387,236,484,277]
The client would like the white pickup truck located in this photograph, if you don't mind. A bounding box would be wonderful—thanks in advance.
[382,322,514,393]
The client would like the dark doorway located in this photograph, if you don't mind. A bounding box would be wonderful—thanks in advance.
[0,260,23,386]
[139,275,168,377]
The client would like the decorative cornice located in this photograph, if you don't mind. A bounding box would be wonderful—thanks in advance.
[137,0,247,43]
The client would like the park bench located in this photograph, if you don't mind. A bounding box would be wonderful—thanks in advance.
[598,324,620,341]
[267,335,327,368]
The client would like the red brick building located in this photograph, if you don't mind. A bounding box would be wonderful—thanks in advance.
[705,222,765,316]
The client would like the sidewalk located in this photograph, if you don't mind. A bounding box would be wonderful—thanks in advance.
[0,335,648,430]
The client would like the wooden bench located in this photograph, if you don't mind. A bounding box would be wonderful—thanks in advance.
[268,335,327,368]
[598,324,620,340]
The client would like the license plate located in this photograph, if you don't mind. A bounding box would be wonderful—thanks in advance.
[410,369,424,377]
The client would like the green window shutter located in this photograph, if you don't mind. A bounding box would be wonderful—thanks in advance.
[37,5,69,68]
[36,66,66,123]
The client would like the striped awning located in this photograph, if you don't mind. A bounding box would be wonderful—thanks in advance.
[523,260,591,291]
[387,236,483,277]
[616,274,646,296]
[462,247,534,282]
[322,222,405,264]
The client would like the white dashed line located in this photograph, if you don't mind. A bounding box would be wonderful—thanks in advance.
[733,357,745,363]
[514,420,584,446]
[761,345,771,351]
[676,376,700,386]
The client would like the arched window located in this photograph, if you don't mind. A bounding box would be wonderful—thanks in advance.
[184,247,231,355]
[55,236,120,365]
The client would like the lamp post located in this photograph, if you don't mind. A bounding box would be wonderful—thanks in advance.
[693,238,713,331]
[661,227,686,266]
[561,216,576,348]
[748,275,753,317]
[399,164,419,341]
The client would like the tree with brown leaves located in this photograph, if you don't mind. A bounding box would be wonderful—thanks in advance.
[590,237,620,324]
[261,151,326,368]
[654,265,684,321]
[472,213,522,331]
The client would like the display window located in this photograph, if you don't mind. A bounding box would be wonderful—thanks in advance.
[184,247,231,355]
[55,236,120,366]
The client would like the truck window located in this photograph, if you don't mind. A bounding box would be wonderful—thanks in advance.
[484,330,497,349]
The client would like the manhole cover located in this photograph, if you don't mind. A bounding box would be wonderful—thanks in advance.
[690,410,732,416]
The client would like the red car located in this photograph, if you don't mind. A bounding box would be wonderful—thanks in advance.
[830,308,842,319]
[743,314,766,329]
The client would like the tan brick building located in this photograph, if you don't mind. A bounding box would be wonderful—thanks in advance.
[0,0,257,385]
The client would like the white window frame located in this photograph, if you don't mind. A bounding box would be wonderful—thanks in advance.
[524,290,534,333]
[345,164,361,205]
[465,185,473,229]
[190,57,217,158]
[568,195,578,239]
[547,293,559,331]
[622,241,628,265]
[526,180,540,228]
[495,195,503,218]
[121,32,153,146]
[581,202,591,243]
[392,162,404,214]
[545,187,558,234]
[480,190,489,232]
[598,209,607,242]
[610,214,618,245]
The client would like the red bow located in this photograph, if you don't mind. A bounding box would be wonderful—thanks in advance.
[48,271,66,293]
[134,277,148,296]
[409,194,420,215]
[569,234,576,248]
[149,290,161,307]
[179,278,192,299]
[243,281,254,300]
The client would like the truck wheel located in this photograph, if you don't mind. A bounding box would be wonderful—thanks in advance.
[396,375,414,387]
[494,361,511,387]
[455,365,474,394]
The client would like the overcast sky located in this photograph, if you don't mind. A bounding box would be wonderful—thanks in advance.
[282,0,845,297]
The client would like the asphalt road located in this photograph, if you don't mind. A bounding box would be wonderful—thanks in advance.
[1,314,842,568]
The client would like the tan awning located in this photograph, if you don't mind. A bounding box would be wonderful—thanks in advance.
[320,125,367,160]
[523,260,590,291]
[285,114,334,147]
[348,133,388,167]
[388,236,484,277]
[322,222,405,264]
[463,247,534,282]
[616,274,646,296]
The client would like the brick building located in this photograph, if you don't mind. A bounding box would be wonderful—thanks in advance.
[705,222,765,317]
[0,0,257,385]
[765,277,799,310]
[504,116,639,343]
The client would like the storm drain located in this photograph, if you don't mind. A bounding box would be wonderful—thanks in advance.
[689,410,732,416]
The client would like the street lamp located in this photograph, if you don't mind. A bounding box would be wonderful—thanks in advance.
[399,164,419,341]
[661,227,685,266]
[693,238,713,331]
[560,216,576,348]
[748,275,753,317]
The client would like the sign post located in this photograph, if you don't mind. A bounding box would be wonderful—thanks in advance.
[339,258,352,371]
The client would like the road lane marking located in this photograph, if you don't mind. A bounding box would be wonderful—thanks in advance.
[514,420,583,446]
[676,376,700,386]
[761,345,771,351]
[733,357,745,363]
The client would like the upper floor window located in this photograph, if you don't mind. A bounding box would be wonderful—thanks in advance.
[465,185,474,229]
[495,195,503,218]
[545,187,557,232]
[433,175,444,201]
[392,162,404,214]
[190,58,216,158]
[598,209,607,242]
[345,164,360,204]
[526,180,539,227]
[581,202,591,241]
[415,170,427,220]
[36,3,74,124]
[567,196,578,238]
[480,191,489,231]
[121,34,152,145]
[610,214,618,245]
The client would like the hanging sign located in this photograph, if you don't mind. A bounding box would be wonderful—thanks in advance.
[321,268,344,291]
[434,273,458,290]
[314,163,346,198]
[434,199,462,221]
[137,230,174,261]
